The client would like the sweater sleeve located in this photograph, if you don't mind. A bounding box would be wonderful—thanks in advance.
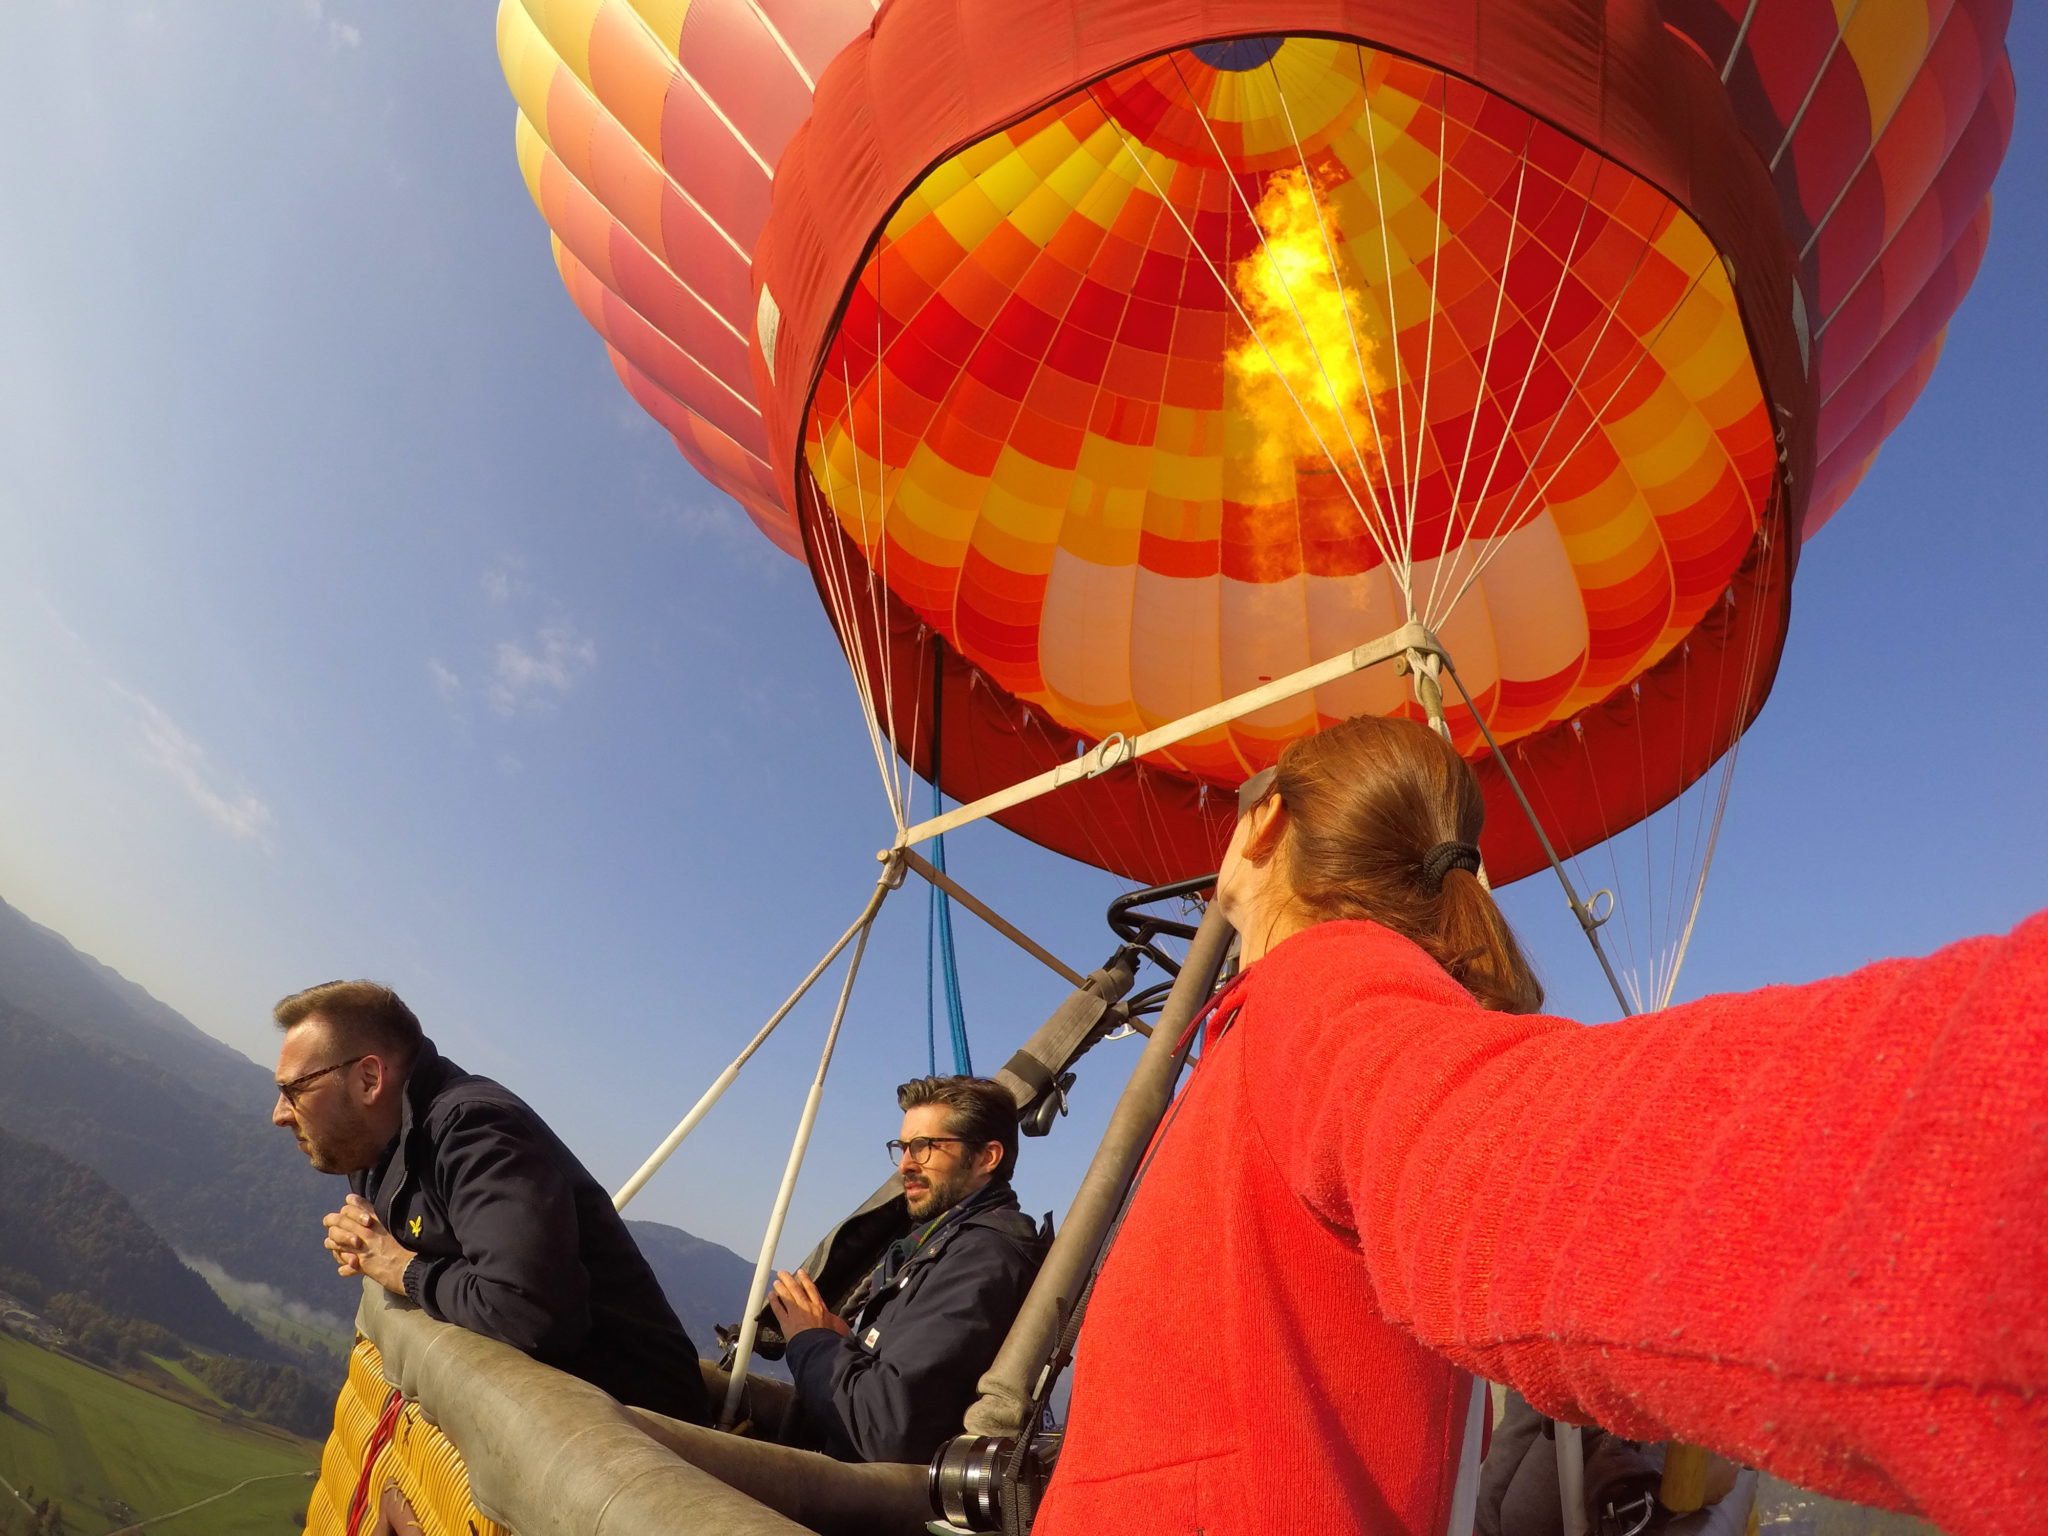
[1259,912,2048,1533]
[411,1099,593,1361]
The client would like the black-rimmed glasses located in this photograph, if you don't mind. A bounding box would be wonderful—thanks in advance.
[275,1056,367,1109]
[885,1136,974,1166]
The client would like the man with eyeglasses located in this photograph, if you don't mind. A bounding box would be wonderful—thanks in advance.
[767,1075,1047,1463]
[270,978,709,1424]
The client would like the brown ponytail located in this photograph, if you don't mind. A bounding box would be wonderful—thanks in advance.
[1272,715,1543,1014]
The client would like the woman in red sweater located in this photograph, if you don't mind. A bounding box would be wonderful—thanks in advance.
[1033,715,2046,1536]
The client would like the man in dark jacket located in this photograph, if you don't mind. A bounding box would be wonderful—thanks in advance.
[270,979,709,1424]
[768,1076,1045,1464]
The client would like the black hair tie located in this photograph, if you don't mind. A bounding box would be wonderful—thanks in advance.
[1420,841,1483,888]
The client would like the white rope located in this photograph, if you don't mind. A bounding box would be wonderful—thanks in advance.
[611,884,899,1209]
[1405,69,1455,578]
[1089,95,1407,577]
[1655,519,1781,1008]
[1767,0,1868,172]
[1355,44,1420,572]
[1433,246,1714,623]
[1424,151,1608,624]
[1256,52,1412,595]
[868,275,911,822]
[1435,114,1538,613]
[719,864,896,1425]
[814,367,911,828]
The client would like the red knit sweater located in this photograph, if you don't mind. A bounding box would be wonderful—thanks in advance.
[1034,915,2048,1536]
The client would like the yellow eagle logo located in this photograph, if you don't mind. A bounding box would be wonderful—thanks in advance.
[407,1216,422,1238]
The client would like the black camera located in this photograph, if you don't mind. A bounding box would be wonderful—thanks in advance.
[927,1433,1054,1534]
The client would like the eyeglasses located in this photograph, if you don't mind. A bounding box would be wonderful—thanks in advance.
[1237,766,1279,818]
[885,1136,977,1166]
[275,1056,367,1109]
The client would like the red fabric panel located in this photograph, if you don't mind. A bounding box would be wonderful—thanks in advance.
[654,189,756,333]
[1812,65,2011,399]
[750,0,869,81]
[1722,0,1840,159]
[657,75,774,246]
[605,229,754,386]
[538,149,755,392]
[677,0,818,164]
[1811,327,1948,525]
[1798,0,1992,319]
[1781,48,1877,233]
[1818,217,1986,462]
[560,249,767,452]
[1475,522,1791,883]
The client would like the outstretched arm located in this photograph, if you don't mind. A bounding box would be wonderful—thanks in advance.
[1268,912,2048,1533]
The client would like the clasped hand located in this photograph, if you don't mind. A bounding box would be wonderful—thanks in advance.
[323,1193,417,1296]
[768,1268,851,1339]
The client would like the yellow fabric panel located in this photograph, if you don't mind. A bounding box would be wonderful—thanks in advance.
[517,0,679,173]
[514,113,550,212]
[304,1339,510,1536]
[931,179,1012,255]
[1839,0,1932,129]
[498,0,565,134]
[516,0,600,85]
[623,0,693,58]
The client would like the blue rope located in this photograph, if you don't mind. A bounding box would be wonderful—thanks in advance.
[925,779,973,1076]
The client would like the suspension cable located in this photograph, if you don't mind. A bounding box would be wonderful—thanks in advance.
[719,858,900,1425]
[612,872,903,1209]
[1437,661,1634,1017]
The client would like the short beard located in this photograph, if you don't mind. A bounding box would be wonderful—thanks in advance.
[905,1169,977,1223]
[300,1129,381,1177]
[303,1143,350,1176]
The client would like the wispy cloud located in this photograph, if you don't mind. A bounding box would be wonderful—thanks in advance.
[428,563,599,724]
[115,688,274,842]
[299,0,361,49]
[646,492,786,582]
[427,658,461,700]
[480,558,530,607]
[485,622,596,717]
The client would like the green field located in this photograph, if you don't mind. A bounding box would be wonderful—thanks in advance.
[146,1356,232,1412]
[0,1332,318,1535]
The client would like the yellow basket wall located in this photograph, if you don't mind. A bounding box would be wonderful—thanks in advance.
[304,1336,511,1536]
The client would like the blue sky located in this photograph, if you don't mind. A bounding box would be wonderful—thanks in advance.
[0,1,2039,1267]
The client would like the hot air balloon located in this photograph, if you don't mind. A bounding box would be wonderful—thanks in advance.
[497,0,2010,930]
[293,8,2021,1535]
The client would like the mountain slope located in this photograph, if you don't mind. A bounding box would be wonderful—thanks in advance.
[0,993,349,1309]
[625,1219,759,1352]
[0,896,765,1339]
[0,895,259,1107]
[0,1123,268,1357]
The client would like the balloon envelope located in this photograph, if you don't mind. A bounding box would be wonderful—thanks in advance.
[500,0,2013,883]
